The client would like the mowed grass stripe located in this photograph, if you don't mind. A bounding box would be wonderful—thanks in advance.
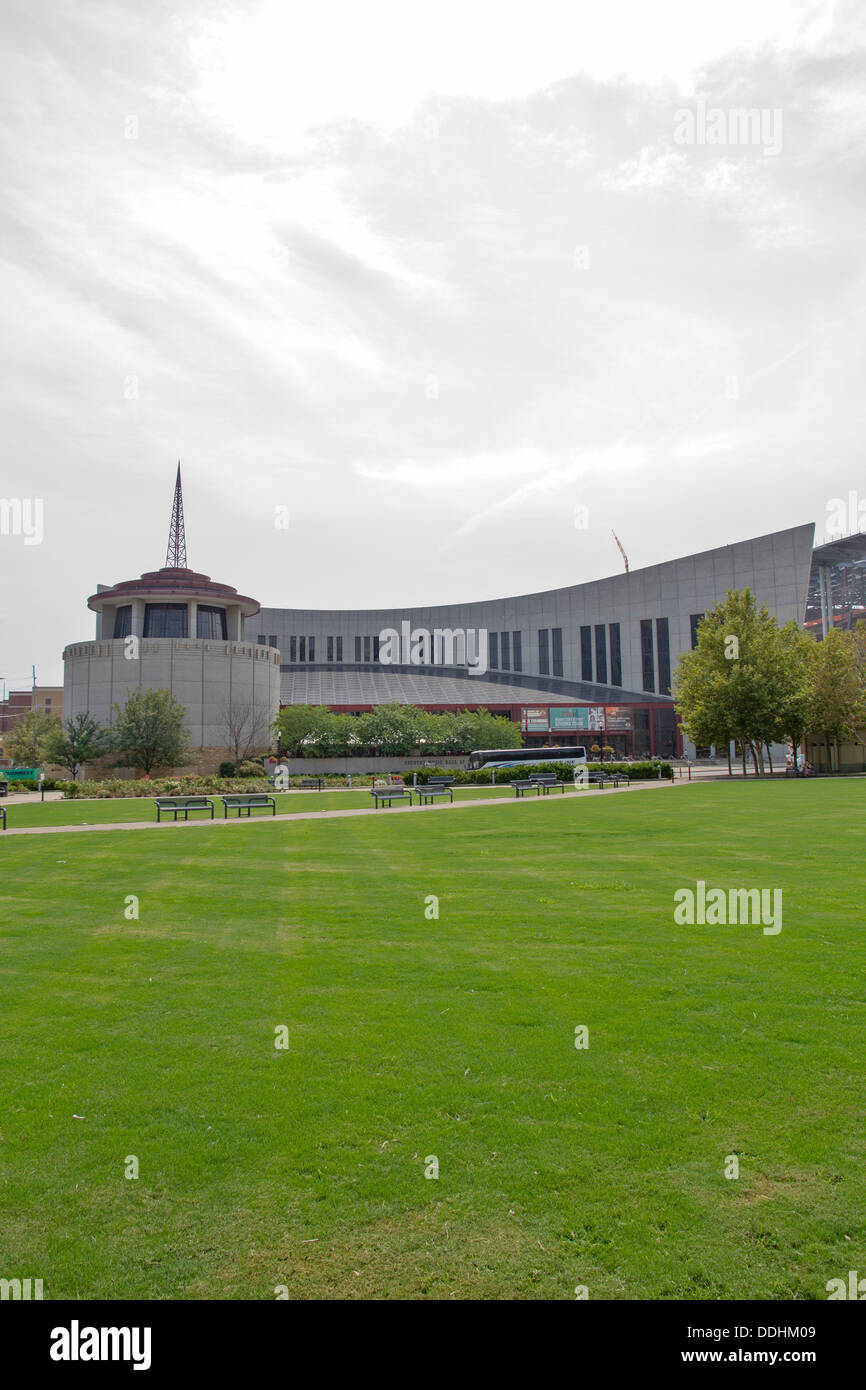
[0,779,862,1299]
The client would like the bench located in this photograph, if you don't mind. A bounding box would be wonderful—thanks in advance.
[0,804,5,830]
[298,777,324,791]
[415,785,454,805]
[221,793,277,818]
[426,776,455,787]
[0,781,7,798]
[370,786,412,808]
[155,796,215,822]
[529,774,566,794]
[511,779,541,797]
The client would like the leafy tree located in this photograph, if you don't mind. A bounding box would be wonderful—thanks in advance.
[109,689,192,775]
[770,623,819,765]
[4,710,61,767]
[808,628,866,769]
[44,711,107,780]
[273,704,323,757]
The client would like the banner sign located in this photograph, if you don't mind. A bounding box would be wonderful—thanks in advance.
[549,705,604,731]
[604,706,633,731]
[521,707,550,733]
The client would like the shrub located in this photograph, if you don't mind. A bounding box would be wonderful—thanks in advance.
[218,762,236,778]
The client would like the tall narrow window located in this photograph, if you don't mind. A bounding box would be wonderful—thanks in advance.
[336,636,343,662]
[308,635,315,661]
[580,625,593,682]
[327,636,334,661]
[552,628,563,677]
[690,613,704,649]
[355,636,361,662]
[113,606,132,638]
[299,636,306,663]
[198,606,228,640]
[363,636,371,662]
[594,624,607,685]
[640,620,655,692]
[609,623,622,686]
[290,636,297,663]
[489,632,499,669]
[373,635,380,661]
[500,632,510,670]
[512,632,522,671]
[538,629,550,675]
[656,617,671,695]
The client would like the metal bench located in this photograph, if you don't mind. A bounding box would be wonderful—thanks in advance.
[0,781,8,798]
[298,777,324,791]
[155,796,215,822]
[370,786,412,807]
[529,774,566,794]
[511,779,541,797]
[426,776,455,787]
[0,804,5,830]
[415,785,454,805]
[221,793,277,818]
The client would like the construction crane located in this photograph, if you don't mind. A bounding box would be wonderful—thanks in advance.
[612,530,629,574]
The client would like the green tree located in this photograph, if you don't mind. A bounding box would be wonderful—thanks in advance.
[273,704,323,757]
[808,628,866,770]
[109,689,192,775]
[4,710,61,767]
[44,711,107,780]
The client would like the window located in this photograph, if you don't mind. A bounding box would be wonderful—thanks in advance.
[489,632,499,669]
[257,634,266,645]
[299,636,306,662]
[656,617,671,695]
[538,629,550,675]
[552,628,563,677]
[690,613,704,649]
[594,625,607,685]
[500,631,510,670]
[144,603,187,638]
[363,636,371,662]
[580,625,593,682]
[609,623,622,686]
[355,636,361,662]
[512,632,522,671]
[308,635,315,662]
[269,634,277,647]
[198,606,227,640]
[113,605,132,638]
[289,636,297,663]
[640,620,655,692]
[373,635,380,661]
[336,636,343,662]
[327,636,334,661]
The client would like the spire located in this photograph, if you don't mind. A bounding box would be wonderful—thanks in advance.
[165,463,188,568]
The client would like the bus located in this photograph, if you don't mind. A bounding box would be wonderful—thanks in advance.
[468,745,587,770]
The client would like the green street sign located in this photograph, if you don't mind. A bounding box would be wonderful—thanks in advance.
[1,768,42,780]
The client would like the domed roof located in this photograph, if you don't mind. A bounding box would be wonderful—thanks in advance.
[88,566,260,618]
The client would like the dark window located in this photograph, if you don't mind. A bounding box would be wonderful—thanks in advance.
[500,632,510,670]
[594,625,607,685]
[489,632,499,669]
[299,636,306,662]
[538,629,550,675]
[257,633,266,645]
[336,636,343,662]
[373,635,380,661]
[609,623,622,686]
[355,636,361,662]
[113,606,132,638]
[656,618,671,695]
[690,613,704,649]
[552,628,563,677]
[144,603,187,638]
[512,632,522,671]
[580,625,593,682]
[289,636,297,662]
[640,620,655,692]
[269,634,277,647]
[363,636,371,662]
[198,606,227,640]
[327,636,334,661]
[308,635,315,662]
[653,705,677,758]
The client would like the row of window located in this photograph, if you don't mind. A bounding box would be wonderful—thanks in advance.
[114,603,228,641]
[486,631,523,672]
[639,617,671,695]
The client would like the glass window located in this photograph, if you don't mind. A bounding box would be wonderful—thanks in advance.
[656,617,671,695]
[538,629,550,675]
[489,632,499,669]
[289,636,296,662]
[269,634,277,647]
[336,636,343,662]
[327,636,334,661]
[144,603,187,638]
[113,605,132,638]
[299,636,306,662]
[640,620,655,692]
[609,623,622,686]
[363,636,371,662]
[355,636,361,662]
[198,606,228,640]
[552,628,563,677]
[580,625,593,682]
[512,631,522,671]
[373,635,380,661]
[594,625,607,684]
[690,613,704,649]
[500,631,510,670]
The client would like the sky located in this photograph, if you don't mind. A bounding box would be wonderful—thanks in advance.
[1,0,864,689]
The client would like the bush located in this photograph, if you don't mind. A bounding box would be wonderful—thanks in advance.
[237,759,264,777]
[218,762,236,778]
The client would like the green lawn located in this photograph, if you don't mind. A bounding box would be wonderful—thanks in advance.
[0,778,862,1299]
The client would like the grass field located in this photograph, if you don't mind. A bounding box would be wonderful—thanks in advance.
[1,778,863,1300]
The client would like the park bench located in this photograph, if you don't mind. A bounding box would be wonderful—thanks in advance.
[529,774,566,794]
[510,779,541,797]
[297,777,324,791]
[221,793,277,818]
[154,796,215,822]
[0,781,7,798]
[426,776,455,787]
[0,804,5,830]
[414,784,454,805]
[370,785,412,808]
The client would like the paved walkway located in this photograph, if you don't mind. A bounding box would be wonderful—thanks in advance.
[2,778,680,837]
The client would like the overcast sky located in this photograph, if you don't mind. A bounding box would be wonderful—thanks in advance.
[1,0,863,689]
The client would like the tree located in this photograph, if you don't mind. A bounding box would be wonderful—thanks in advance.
[109,689,192,775]
[273,705,323,757]
[4,710,61,766]
[770,623,818,765]
[44,712,107,780]
[220,698,270,765]
[808,628,866,769]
